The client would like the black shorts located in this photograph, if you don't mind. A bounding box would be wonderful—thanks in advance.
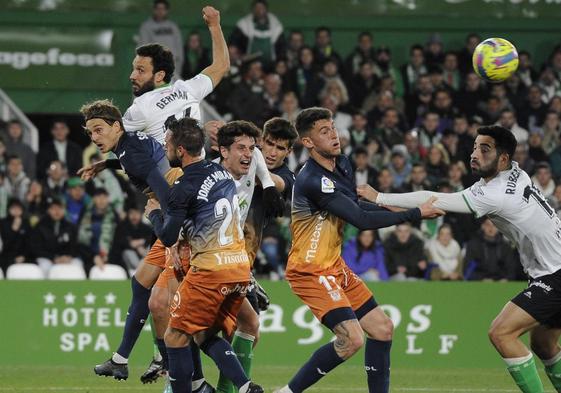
[511,269,561,328]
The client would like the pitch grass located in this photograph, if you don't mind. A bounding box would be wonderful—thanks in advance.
[0,364,556,392]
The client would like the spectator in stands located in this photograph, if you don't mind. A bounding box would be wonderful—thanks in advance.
[285,30,304,69]
[78,188,118,271]
[401,44,427,96]
[0,173,7,219]
[31,197,82,276]
[387,145,412,188]
[532,162,555,199]
[457,33,480,75]
[37,120,83,179]
[86,154,125,218]
[442,52,461,91]
[4,120,35,180]
[452,114,475,166]
[24,180,46,227]
[432,89,457,132]
[181,30,210,79]
[424,33,445,69]
[4,155,30,202]
[403,162,432,192]
[550,96,561,115]
[138,0,183,79]
[405,74,433,125]
[348,112,373,149]
[497,108,529,144]
[367,90,399,129]
[0,137,6,174]
[440,128,461,163]
[514,142,536,176]
[64,177,90,226]
[528,130,549,163]
[542,110,561,154]
[280,91,301,124]
[262,73,283,119]
[505,73,527,111]
[465,218,517,281]
[349,61,378,110]
[342,229,388,281]
[425,223,462,281]
[41,160,67,202]
[516,50,538,88]
[345,31,377,78]
[312,26,342,69]
[519,85,548,132]
[366,136,389,170]
[425,144,449,186]
[447,161,468,192]
[352,146,378,187]
[384,222,428,280]
[538,67,561,103]
[227,59,268,127]
[377,168,402,193]
[289,46,322,108]
[457,72,488,118]
[229,0,285,67]
[482,95,504,124]
[403,129,427,164]
[318,59,350,107]
[414,111,441,149]
[550,48,561,84]
[109,206,152,273]
[375,46,404,98]
[0,199,30,271]
[374,107,404,147]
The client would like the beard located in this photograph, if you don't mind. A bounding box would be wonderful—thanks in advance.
[132,78,156,97]
[472,156,499,178]
[169,156,182,168]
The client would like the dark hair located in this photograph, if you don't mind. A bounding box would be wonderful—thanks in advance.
[167,117,205,156]
[263,117,299,148]
[80,99,124,130]
[354,146,368,156]
[153,0,170,9]
[358,31,372,41]
[295,107,332,137]
[252,0,268,8]
[136,44,175,83]
[477,125,517,161]
[218,120,261,150]
[6,154,21,164]
[315,26,331,36]
[7,119,22,127]
[410,44,424,54]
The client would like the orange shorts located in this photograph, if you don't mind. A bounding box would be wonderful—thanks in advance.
[154,242,191,289]
[144,239,167,269]
[286,257,373,323]
[169,271,249,336]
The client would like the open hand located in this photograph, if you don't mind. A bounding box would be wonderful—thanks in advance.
[357,184,379,203]
[77,160,106,181]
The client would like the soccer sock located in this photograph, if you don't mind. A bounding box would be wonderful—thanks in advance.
[167,346,193,393]
[149,316,163,362]
[116,276,151,359]
[156,338,168,370]
[365,338,392,393]
[505,353,544,393]
[217,331,255,393]
[288,342,345,393]
[543,350,561,392]
[191,342,207,391]
[200,335,249,389]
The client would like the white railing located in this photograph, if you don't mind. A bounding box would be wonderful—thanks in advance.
[0,88,39,153]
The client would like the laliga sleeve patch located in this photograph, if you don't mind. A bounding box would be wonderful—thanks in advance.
[321,176,335,193]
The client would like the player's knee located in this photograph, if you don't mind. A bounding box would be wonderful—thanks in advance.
[376,317,394,341]
[148,292,168,319]
[348,331,365,355]
[238,313,260,337]
[164,328,187,348]
[488,323,509,347]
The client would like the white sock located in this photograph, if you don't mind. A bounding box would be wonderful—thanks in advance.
[235,330,256,342]
[239,381,251,393]
[112,352,128,364]
[154,351,163,362]
[543,350,561,366]
[503,352,533,367]
[192,378,205,390]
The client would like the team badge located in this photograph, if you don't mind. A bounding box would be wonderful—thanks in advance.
[321,176,335,193]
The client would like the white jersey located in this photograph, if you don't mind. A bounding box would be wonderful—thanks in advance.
[123,73,213,144]
[462,161,561,278]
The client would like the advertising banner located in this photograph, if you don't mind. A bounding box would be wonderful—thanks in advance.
[0,281,526,368]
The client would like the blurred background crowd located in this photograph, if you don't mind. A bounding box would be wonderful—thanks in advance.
[2,0,561,282]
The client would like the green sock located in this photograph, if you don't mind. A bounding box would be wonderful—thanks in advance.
[506,354,544,393]
[216,332,255,393]
[148,315,162,361]
[544,351,561,392]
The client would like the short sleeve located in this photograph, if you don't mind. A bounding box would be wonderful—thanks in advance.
[301,174,340,211]
[167,181,193,218]
[123,103,147,133]
[176,74,214,102]
[461,182,500,218]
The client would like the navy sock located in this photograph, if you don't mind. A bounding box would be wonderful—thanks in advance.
[156,338,168,370]
[288,342,345,393]
[167,346,193,393]
[116,276,151,358]
[191,342,204,381]
[365,338,392,393]
[200,336,249,388]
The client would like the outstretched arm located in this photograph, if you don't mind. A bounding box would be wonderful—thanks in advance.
[200,6,230,87]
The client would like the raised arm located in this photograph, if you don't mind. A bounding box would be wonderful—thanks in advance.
[200,6,230,87]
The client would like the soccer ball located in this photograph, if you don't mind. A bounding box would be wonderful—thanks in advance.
[472,38,519,83]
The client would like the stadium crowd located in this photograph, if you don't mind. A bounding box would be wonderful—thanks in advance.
[1,0,561,282]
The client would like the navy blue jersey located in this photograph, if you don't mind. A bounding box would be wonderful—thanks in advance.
[149,160,250,283]
[113,131,170,193]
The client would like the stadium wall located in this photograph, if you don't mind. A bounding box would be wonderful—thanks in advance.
[1,280,526,368]
[0,0,559,114]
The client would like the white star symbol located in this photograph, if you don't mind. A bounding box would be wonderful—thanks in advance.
[105,292,117,305]
[64,292,76,305]
[84,292,96,305]
[44,292,56,305]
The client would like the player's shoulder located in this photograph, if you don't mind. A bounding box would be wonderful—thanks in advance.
[174,73,212,90]
[273,162,294,177]
[295,160,333,195]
